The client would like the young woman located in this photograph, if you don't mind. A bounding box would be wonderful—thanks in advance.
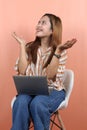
[11,13,77,130]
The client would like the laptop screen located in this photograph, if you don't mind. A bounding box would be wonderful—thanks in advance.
[13,76,49,95]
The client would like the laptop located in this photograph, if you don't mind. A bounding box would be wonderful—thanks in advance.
[13,75,49,95]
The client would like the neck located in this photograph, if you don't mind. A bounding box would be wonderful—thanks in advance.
[40,37,50,49]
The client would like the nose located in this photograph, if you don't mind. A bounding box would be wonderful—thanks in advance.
[37,23,42,28]
[36,23,42,30]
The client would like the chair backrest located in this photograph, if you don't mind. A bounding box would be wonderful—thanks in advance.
[58,69,74,109]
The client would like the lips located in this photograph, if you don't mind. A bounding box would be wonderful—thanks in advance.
[36,28,43,33]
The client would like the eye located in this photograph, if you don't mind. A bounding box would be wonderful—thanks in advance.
[37,20,46,26]
[42,21,46,25]
[37,20,41,25]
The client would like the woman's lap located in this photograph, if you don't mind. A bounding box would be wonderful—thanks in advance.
[14,89,65,113]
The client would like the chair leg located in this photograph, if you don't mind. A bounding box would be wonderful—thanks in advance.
[50,113,56,130]
[50,111,66,130]
[56,111,66,130]
[29,111,66,130]
[50,112,63,130]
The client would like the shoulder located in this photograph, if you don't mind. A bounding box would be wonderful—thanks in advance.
[26,41,33,48]
[25,41,34,53]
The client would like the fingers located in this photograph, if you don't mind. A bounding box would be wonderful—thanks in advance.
[66,38,77,46]
[67,38,77,49]
[12,32,16,37]
[59,38,77,51]
[12,32,22,44]
[70,38,77,43]
[71,38,77,44]
[12,32,18,40]
[12,32,26,45]
[68,38,77,47]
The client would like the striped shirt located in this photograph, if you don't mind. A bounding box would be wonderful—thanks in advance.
[15,47,67,91]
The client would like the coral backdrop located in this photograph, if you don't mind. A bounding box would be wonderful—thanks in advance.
[0,0,87,130]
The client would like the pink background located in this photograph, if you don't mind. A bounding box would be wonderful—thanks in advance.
[0,0,87,130]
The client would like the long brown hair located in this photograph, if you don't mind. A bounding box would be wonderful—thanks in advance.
[26,13,62,68]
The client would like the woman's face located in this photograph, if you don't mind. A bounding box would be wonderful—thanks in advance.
[35,16,52,38]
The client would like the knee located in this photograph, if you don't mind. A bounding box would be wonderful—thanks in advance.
[30,96,40,111]
[30,96,45,114]
[13,95,31,109]
[30,96,50,123]
[30,96,47,113]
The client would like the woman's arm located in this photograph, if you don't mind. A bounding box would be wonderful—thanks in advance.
[12,32,29,75]
[46,38,77,79]
[46,49,60,79]
[18,44,28,74]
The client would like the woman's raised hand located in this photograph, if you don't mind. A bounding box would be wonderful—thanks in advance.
[12,32,26,45]
[59,38,77,52]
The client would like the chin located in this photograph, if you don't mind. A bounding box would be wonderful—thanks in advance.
[35,34,44,38]
[35,31,44,37]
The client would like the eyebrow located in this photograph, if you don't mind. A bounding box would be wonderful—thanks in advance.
[38,20,46,23]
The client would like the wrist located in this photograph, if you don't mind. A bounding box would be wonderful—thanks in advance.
[20,43,26,50]
[20,43,25,47]
[53,53,61,59]
[55,46,61,54]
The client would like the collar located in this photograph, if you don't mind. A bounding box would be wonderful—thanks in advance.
[38,46,52,57]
